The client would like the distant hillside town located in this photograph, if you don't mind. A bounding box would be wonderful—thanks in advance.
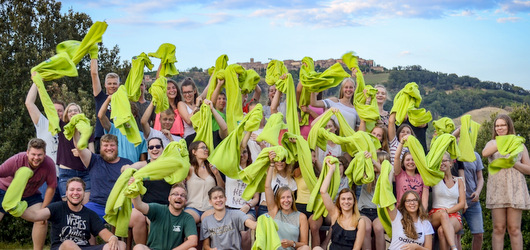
[237,57,385,72]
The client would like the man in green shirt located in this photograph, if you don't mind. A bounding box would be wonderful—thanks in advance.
[131,183,198,250]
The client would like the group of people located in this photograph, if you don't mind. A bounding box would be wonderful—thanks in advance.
[1,50,530,250]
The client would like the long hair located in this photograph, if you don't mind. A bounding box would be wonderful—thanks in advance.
[400,151,419,174]
[167,79,182,108]
[63,103,82,123]
[373,125,390,153]
[274,186,297,211]
[396,124,416,141]
[397,190,428,240]
[492,114,515,139]
[335,188,360,228]
[339,78,356,105]
[189,141,214,180]
[241,145,252,167]
[180,77,198,103]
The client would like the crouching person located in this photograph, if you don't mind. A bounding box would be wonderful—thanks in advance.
[131,182,198,250]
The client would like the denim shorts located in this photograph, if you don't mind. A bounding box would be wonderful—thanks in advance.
[0,189,43,214]
[58,168,91,197]
[462,202,484,234]
[361,208,378,221]
[184,207,205,218]
[84,202,106,223]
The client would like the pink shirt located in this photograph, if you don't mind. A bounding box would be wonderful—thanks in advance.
[395,171,424,202]
[0,152,57,197]
[300,106,324,140]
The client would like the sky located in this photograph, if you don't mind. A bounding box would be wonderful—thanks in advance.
[60,0,530,89]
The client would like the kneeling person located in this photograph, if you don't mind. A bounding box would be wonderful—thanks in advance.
[201,186,257,250]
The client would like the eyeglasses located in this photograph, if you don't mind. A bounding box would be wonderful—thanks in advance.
[170,193,187,199]
[148,145,162,150]
[442,159,450,163]
[182,91,194,95]
[495,124,508,128]
[198,146,209,151]
[405,199,419,204]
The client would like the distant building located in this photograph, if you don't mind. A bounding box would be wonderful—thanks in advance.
[237,56,376,71]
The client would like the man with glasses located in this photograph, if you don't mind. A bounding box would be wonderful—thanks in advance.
[131,183,198,250]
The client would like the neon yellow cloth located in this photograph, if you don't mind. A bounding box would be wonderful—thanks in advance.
[1,167,34,217]
[341,51,359,71]
[280,132,316,191]
[148,76,169,114]
[489,135,526,175]
[63,113,93,150]
[371,160,395,238]
[124,52,154,102]
[209,104,263,180]
[390,82,432,126]
[191,103,214,151]
[31,52,78,135]
[307,156,340,220]
[148,43,178,77]
[347,131,381,158]
[345,151,375,186]
[239,69,261,95]
[256,113,287,146]
[298,57,350,125]
[265,60,300,135]
[457,115,481,162]
[70,21,108,64]
[110,86,142,146]
[431,117,455,149]
[206,54,229,100]
[252,214,281,250]
[104,168,136,237]
[56,40,81,59]
[307,109,355,152]
[239,146,287,201]
[403,134,459,186]
[223,64,245,133]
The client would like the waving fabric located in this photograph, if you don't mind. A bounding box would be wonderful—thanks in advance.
[63,113,93,150]
[148,43,179,77]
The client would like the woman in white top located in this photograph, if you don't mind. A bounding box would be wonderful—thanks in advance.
[177,77,199,139]
[374,84,390,126]
[429,153,465,250]
[387,190,434,250]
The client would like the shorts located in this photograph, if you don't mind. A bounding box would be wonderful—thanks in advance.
[184,207,204,217]
[462,202,484,234]
[0,189,43,214]
[429,208,462,225]
[360,208,378,221]
[257,205,268,217]
[51,244,104,250]
[296,203,313,219]
[227,207,256,219]
[84,202,106,223]
[58,168,91,197]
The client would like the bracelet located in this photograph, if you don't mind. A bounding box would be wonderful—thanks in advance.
[292,241,296,248]
[245,202,252,208]
[109,235,118,242]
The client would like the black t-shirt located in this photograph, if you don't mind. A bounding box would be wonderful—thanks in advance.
[48,201,106,248]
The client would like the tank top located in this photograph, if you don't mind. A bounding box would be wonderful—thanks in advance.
[182,103,195,138]
[294,175,310,204]
[186,169,215,211]
[432,177,459,209]
[274,210,300,250]
[330,220,358,250]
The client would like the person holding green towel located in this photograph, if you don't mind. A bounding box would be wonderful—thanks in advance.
[153,79,185,137]
[482,114,530,250]
[314,158,365,250]
[177,77,200,140]
[265,151,310,250]
[0,139,58,248]
[393,135,429,211]
[141,102,182,147]
[387,190,434,250]
[388,112,416,165]
[374,85,390,126]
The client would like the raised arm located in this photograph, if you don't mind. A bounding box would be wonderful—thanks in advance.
[270,87,282,114]
[319,158,338,222]
[141,102,154,139]
[210,78,224,106]
[250,84,261,103]
[25,82,43,125]
[264,151,279,216]
[177,101,193,126]
[206,99,228,139]
[310,92,325,108]
[388,112,397,141]
[98,95,112,132]
[131,190,149,215]
[91,58,102,96]
[393,137,406,176]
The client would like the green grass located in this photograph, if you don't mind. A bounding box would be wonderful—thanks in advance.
[364,72,390,86]
[0,242,48,249]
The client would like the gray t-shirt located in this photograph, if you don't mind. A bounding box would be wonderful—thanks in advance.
[200,209,248,250]
[462,152,484,205]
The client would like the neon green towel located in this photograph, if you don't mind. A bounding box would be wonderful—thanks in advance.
[148,76,169,114]
[63,113,93,150]
[431,117,455,149]
[489,135,526,175]
[111,86,142,146]
[104,168,136,237]
[191,103,214,151]
[1,167,34,217]
[206,54,229,100]
[265,60,300,135]
[31,52,78,135]
[70,21,108,64]
[239,69,261,95]
[347,131,381,158]
[252,214,281,250]
[404,134,459,186]
[239,146,287,201]
[298,57,350,125]
[307,109,355,152]
[209,104,263,180]
[125,53,154,102]
[307,156,340,220]
[390,82,432,126]
[222,64,246,133]
[371,160,395,238]
[345,151,375,186]
[280,132,316,191]
[256,113,287,146]
[148,43,178,77]
[56,40,81,59]
[457,115,481,162]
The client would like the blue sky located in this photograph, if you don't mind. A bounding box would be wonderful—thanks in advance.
[61,0,530,89]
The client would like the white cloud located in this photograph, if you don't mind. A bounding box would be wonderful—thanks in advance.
[497,16,522,22]
[399,51,412,56]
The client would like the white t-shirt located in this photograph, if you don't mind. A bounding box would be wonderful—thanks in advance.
[248,128,270,163]
[388,210,434,250]
[225,166,249,208]
[317,143,342,166]
[35,114,59,175]
[260,173,297,204]
[148,128,182,147]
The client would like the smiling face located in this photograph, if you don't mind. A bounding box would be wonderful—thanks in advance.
[274,161,286,173]
[209,190,226,211]
[268,85,277,101]
[192,142,209,161]
[494,118,509,136]
[278,189,293,211]
[375,86,387,105]
[404,192,419,214]
[403,153,416,172]
[64,104,81,122]
[168,186,187,212]
[100,140,118,163]
[216,94,226,111]
[181,85,195,104]
[440,154,452,172]
[160,112,175,130]
[325,120,337,134]
[66,181,85,207]
[340,79,355,100]
[167,81,178,100]
[398,126,412,142]
[148,139,163,160]
[27,147,45,169]
[371,127,384,142]
[105,76,119,95]
[338,191,354,212]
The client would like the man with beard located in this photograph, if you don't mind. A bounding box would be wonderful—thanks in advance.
[24,177,125,250]
[131,182,198,250]
[76,134,133,221]
[0,138,57,249]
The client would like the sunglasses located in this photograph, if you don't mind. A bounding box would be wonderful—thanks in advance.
[148,145,162,150]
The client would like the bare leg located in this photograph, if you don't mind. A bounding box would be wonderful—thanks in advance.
[32,220,47,250]
[308,215,323,247]
[491,208,507,250]
[372,218,385,250]
[471,233,483,250]
[506,207,523,250]
[129,208,148,245]
[59,240,82,250]
[361,216,372,250]
[185,209,201,223]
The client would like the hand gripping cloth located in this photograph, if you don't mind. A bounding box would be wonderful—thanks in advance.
[63,113,93,150]
[1,167,34,217]
[110,85,142,146]
[307,156,341,220]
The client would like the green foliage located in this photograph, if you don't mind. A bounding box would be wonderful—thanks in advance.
[0,215,35,245]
